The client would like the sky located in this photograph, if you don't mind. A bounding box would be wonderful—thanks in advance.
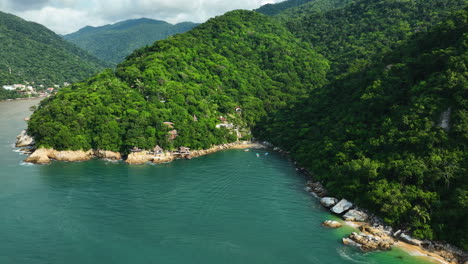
[0,0,284,35]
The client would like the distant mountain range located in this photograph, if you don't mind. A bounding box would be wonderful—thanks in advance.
[0,11,106,88]
[63,18,199,65]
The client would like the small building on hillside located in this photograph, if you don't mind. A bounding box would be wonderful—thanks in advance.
[178,147,190,155]
[153,145,163,155]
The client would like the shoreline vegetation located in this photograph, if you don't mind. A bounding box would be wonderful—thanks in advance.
[15,130,466,263]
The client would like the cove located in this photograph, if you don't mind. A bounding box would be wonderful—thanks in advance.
[0,99,438,264]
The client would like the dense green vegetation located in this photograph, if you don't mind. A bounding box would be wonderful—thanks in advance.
[257,10,468,249]
[63,18,199,65]
[0,89,24,100]
[281,0,466,75]
[26,0,467,249]
[28,11,328,153]
[272,0,353,21]
[255,0,314,16]
[0,11,106,88]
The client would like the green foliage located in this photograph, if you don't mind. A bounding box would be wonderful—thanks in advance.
[0,11,106,90]
[258,10,468,248]
[28,10,329,154]
[255,0,314,16]
[280,0,466,75]
[63,18,199,65]
[0,88,25,100]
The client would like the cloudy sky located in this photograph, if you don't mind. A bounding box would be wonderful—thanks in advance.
[0,0,284,34]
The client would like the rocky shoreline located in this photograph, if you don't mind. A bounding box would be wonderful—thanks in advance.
[16,130,264,165]
[268,144,467,264]
[304,179,467,264]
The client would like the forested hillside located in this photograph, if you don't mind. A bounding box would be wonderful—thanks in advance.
[0,11,106,87]
[269,0,353,21]
[255,0,313,16]
[64,18,198,65]
[279,0,466,75]
[28,11,328,153]
[257,11,468,249]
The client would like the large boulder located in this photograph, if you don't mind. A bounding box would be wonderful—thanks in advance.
[320,197,339,208]
[343,209,368,222]
[305,181,328,197]
[398,233,423,247]
[15,130,35,147]
[126,151,153,164]
[342,237,361,248]
[24,148,52,164]
[322,220,342,228]
[25,148,93,164]
[344,231,394,251]
[330,199,353,214]
[94,150,122,160]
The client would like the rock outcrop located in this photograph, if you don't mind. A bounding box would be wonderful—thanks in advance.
[24,148,93,164]
[343,209,368,222]
[343,224,395,251]
[125,151,154,164]
[94,150,121,160]
[320,197,338,208]
[322,220,342,228]
[330,199,353,214]
[397,232,423,247]
[15,130,34,147]
[305,181,327,197]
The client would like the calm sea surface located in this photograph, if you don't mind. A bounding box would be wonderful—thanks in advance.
[0,99,436,264]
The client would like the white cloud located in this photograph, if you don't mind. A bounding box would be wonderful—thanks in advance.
[1,0,285,34]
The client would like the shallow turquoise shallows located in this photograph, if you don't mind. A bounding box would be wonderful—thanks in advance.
[0,99,436,264]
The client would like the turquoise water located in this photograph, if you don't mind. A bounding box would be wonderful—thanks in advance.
[0,99,437,264]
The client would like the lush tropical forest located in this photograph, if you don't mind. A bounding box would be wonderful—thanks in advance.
[257,9,468,249]
[0,11,106,88]
[255,0,314,16]
[25,0,467,250]
[63,18,199,65]
[28,11,328,153]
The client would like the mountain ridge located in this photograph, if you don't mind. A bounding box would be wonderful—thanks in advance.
[63,17,199,65]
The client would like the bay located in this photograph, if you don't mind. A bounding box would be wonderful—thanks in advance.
[0,99,437,264]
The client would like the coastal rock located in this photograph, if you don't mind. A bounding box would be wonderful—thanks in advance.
[15,130,35,147]
[330,199,353,214]
[94,150,122,160]
[320,197,339,208]
[398,233,423,247]
[24,148,93,164]
[345,230,394,251]
[126,151,153,164]
[305,181,328,197]
[152,152,174,164]
[343,209,368,222]
[53,150,93,162]
[322,220,342,228]
[342,237,362,248]
[24,148,52,164]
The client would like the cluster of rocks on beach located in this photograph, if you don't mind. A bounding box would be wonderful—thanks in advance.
[304,179,467,264]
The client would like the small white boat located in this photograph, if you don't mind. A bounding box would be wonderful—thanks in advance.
[256,153,260,157]
[244,149,250,152]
